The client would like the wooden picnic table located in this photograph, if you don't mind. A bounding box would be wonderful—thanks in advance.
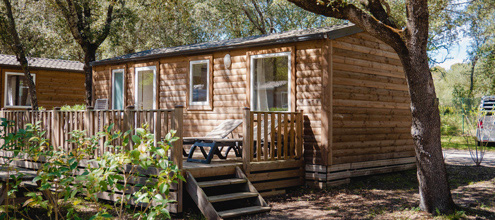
[0,167,38,205]
[183,138,243,164]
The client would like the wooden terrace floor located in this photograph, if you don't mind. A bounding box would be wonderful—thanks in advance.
[183,158,243,178]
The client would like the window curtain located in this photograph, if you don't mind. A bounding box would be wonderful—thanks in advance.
[6,76,15,106]
[256,59,269,111]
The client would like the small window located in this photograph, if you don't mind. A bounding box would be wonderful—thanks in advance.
[135,66,156,110]
[189,60,210,105]
[112,69,124,110]
[250,52,291,111]
[4,72,35,108]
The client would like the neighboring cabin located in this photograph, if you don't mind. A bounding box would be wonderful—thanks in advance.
[0,54,86,109]
[91,24,416,187]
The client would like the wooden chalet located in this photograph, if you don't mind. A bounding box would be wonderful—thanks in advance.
[0,54,85,109]
[0,24,416,219]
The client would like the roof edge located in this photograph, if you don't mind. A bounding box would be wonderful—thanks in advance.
[92,25,362,67]
[0,64,85,73]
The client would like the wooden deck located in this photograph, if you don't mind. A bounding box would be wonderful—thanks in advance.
[183,159,242,178]
[0,107,306,217]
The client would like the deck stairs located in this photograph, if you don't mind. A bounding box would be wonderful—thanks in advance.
[185,166,271,219]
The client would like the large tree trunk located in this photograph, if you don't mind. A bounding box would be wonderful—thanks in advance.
[400,52,456,213]
[1,0,38,110]
[17,55,38,110]
[83,45,97,106]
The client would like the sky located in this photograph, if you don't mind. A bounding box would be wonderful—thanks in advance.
[431,36,471,70]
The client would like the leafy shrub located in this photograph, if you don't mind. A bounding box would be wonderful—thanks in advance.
[440,113,462,136]
[0,119,181,220]
[60,104,86,111]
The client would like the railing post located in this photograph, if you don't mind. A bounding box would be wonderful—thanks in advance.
[296,110,303,159]
[171,105,183,213]
[123,106,135,149]
[242,107,251,175]
[154,110,162,147]
[52,107,61,150]
[85,106,94,136]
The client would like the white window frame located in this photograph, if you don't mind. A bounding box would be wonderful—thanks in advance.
[4,72,36,109]
[250,52,291,112]
[189,59,210,106]
[134,66,156,109]
[112,69,125,110]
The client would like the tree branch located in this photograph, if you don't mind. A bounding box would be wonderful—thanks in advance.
[286,0,408,54]
[405,0,429,50]
[53,0,85,46]
[95,0,116,46]
[241,5,267,34]
[359,0,397,28]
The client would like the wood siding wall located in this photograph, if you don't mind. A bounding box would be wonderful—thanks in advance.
[93,33,414,167]
[93,40,327,165]
[0,67,86,109]
[330,33,414,165]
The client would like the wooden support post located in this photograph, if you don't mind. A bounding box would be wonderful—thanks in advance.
[124,106,134,149]
[296,110,303,159]
[242,107,251,175]
[154,110,162,147]
[84,107,94,136]
[52,108,61,150]
[171,105,183,213]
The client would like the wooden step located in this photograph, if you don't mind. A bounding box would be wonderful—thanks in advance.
[218,206,271,219]
[208,192,258,203]
[197,178,247,188]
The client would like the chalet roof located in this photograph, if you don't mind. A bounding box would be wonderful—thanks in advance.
[0,54,84,72]
[92,23,362,66]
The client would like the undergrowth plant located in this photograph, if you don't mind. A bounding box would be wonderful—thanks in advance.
[79,124,183,220]
[0,118,33,220]
[0,118,182,220]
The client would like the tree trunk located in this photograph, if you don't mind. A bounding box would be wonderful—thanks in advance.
[469,56,477,96]
[399,52,456,214]
[83,45,97,106]
[17,56,38,110]
[1,0,38,110]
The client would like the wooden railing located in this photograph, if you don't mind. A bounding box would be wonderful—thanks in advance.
[0,105,184,213]
[242,108,303,164]
[0,106,184,162]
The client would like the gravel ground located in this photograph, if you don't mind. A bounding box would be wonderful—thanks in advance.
[232,149,495,220]
[443,149,495,167]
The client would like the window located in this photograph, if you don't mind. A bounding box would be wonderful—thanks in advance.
[250,52,291,111]
[112,69,125,110]
[4,72,35,108]
[189,60,209,105]
[135,66,156,110]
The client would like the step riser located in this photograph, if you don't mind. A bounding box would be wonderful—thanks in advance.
[185,167,271,220]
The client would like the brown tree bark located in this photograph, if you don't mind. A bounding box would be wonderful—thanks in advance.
[52,0,116,106]
[286,0,456,214]
[0,0,38,109]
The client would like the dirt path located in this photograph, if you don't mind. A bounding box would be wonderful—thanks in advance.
[236,150,495,220]
[443,149,495,167]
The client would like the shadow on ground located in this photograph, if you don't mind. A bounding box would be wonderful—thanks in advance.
[235,164,495,220]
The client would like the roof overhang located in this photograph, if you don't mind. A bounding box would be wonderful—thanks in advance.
[92,25,362,66]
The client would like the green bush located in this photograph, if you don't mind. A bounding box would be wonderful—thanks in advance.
[440,113,462,136]
[0,119,181,220]
[60,104,86,111]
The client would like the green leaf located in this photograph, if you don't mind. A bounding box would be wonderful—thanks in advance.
[101,213,113,218]
[154,193,164,201]
[159,183,169,194]
[70,189,78,198]
[132,135,141,144]
[136,128,145,135]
